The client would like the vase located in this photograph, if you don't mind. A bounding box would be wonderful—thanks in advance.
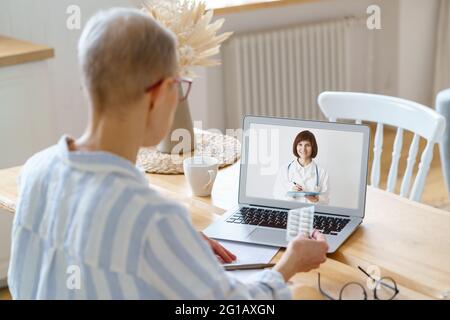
[157,84,196,154]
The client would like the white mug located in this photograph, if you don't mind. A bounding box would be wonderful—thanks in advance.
[183,156,219,197]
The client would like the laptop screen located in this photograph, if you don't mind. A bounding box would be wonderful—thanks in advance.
[240,117,370,217]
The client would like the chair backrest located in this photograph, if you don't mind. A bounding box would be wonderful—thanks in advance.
[436,89,450,200]
[318,91,446,202]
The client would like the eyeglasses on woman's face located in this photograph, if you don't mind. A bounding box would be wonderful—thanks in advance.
[145,76,193,102]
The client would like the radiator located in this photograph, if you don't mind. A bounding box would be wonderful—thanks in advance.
[222,17,373,129]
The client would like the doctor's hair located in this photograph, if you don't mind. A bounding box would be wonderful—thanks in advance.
[293,131,318,158]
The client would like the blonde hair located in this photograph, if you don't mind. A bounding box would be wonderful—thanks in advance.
[78,8,177,111]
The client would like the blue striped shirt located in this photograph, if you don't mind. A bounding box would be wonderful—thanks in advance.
[8,135,291,300]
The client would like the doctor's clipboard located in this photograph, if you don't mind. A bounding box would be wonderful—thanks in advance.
[286,191,322,198]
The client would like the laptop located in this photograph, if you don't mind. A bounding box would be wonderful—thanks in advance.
[203,116,371,253]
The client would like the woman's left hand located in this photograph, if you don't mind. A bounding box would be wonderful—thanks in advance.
[201,232,237,264]
[306,195,319,203]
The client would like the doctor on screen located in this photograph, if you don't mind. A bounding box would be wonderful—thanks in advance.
[273,130,330,204]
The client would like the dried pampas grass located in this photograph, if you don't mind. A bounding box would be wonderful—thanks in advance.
[143,0,233,77]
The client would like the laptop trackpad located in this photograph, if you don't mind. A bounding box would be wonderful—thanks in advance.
[246,228,287,247]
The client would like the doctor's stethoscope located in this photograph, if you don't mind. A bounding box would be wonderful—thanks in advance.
[287,160,320,190]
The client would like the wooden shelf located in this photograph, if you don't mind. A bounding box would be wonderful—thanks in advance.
[0,35,54,68]
[210,0,319,15]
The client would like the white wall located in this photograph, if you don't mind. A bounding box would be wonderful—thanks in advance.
[191,0,402,132]
[190,0,440,131]
[397,0,440,106]
[0,0,441,165]
[0,0,135,164]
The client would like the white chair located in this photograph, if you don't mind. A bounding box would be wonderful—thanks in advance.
[435,89,450,201]
[318,92,446,202]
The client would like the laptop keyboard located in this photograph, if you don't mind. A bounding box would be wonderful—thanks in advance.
[225,207,351,235]
[226,207,288,229]
[313,215,351,235]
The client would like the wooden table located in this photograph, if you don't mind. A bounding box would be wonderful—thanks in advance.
[0,164,449,300]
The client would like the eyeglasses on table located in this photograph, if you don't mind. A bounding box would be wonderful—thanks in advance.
[318,266,400,300]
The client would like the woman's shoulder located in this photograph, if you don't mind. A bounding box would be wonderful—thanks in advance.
[284,160,296,169]
[276,160,294,175]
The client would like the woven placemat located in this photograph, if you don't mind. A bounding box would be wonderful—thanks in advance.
[137,129,241,174]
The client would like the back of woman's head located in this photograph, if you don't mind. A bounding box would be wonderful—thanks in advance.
[78,8,178,112]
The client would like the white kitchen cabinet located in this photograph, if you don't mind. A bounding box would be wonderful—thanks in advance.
[0,35,55,287]
[0,209,13,288]
[0,61,55,169]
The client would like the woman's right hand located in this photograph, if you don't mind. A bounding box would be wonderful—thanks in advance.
[292,184,303,191]
[273,231,328,282]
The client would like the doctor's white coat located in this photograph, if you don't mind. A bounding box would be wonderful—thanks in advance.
[273,160,330,204]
